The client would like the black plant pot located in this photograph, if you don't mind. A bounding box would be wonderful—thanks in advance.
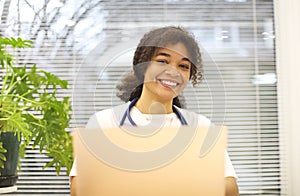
[0,132,20,188]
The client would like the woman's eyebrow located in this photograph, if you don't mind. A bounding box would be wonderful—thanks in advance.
[182,57,191,63]
[156,52,191,63]
[156,52,171,57]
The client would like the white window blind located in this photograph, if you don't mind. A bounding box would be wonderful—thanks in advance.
[0,0,280,195]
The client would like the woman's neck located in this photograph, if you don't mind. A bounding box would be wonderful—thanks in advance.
[134,94,173,114]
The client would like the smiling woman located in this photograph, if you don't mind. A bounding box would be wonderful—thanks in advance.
[137,43,191,113]
[116,26,203,108]
[70,26,239,196]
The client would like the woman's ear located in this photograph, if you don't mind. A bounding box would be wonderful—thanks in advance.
[133,61,149,82]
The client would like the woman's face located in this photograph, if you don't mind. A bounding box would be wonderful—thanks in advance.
[142,42,191,103]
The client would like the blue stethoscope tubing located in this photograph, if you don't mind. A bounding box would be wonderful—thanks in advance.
[119,97,188,126]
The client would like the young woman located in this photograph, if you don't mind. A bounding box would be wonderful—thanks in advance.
[70,26,239,196]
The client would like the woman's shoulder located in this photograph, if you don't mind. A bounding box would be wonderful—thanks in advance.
[86,102,129,128]
[177,107,211,126]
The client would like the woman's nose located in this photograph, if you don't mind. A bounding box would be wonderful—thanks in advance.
[165,66,180,77]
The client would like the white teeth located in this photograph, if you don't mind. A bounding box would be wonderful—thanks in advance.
[160,80,178,87]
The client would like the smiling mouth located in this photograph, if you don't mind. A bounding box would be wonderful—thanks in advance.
[157,79,181,88]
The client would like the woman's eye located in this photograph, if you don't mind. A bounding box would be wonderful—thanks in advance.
[179,64,190,70]
[156,59,168,64]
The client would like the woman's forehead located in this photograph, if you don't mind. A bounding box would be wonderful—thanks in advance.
[153,43,190,59]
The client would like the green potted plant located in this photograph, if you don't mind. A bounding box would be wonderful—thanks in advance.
[0,36,73,188]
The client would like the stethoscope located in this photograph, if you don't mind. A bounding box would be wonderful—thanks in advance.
[119,97,188,126]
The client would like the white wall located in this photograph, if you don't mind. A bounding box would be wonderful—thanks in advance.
[274,0,300,195]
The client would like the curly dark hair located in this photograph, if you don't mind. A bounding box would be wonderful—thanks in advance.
[116,26,203,108]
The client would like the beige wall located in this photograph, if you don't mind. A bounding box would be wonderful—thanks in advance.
[275,0,300,195]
